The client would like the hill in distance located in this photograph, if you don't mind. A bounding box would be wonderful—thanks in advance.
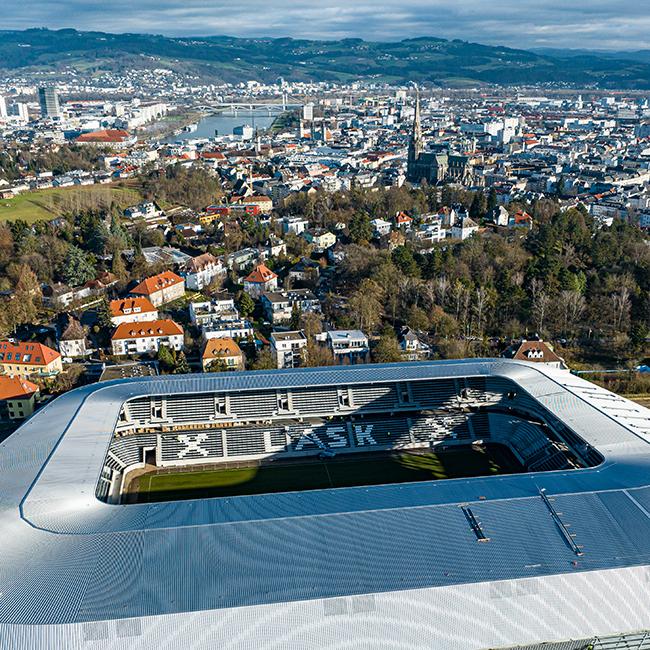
[3,28,650,88]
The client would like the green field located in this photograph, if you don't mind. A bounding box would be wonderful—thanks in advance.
[0,184,143,222]
[135,446,523,503]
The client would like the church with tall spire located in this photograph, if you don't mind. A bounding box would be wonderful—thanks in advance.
[406,90,473,186]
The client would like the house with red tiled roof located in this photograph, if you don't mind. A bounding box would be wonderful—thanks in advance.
[130,271,185,307]
[510,210,534,230]
[243,263,278,298]
[0,341,62,378]
[0,376,40,420]
[110,297,159,326]
[394,211,414,229]
[111,320,184,356]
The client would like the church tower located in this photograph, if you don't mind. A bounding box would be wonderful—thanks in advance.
[407,89,423,180]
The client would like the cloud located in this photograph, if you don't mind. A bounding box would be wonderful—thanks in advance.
[3,0,650,51]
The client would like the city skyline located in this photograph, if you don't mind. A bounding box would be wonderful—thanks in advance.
[3,1,650,52]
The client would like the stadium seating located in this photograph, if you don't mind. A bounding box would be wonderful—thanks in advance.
[100,375,592,497]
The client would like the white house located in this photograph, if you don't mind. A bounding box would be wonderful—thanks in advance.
[111,320,184,356]
[201,319,254,341]
[189,298,239,327]
[270,330,308,369]
[451,216,479,240]
[282,216,309,234]
[326,330,369,364]
[184,253,225,291]
[58,316,90,358]
[261,289,321,324]
[371,218,392,237]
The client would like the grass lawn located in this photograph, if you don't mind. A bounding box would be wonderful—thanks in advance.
[137,445,523,502]
[0,184,143,223]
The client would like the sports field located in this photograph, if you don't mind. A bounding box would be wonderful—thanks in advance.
[134,445,523,503]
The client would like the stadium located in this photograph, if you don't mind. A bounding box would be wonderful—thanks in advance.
[1,358,650,649]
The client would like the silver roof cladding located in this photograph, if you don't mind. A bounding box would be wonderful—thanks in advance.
[1,359,650,649]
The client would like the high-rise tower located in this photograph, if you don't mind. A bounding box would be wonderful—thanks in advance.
[38,87,60,119]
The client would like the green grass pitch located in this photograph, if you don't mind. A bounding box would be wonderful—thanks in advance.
[137,445,522,503]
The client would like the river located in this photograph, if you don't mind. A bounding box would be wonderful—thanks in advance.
[163,112,278,143]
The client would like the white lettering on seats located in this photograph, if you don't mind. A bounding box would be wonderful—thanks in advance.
[325,426,348,448]
[177,432,209,458]
[353,424,376,446]
[294,428,315,451]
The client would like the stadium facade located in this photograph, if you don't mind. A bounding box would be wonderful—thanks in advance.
[1,359,650,649]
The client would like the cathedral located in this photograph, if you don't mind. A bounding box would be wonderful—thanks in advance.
[407,93,473,186]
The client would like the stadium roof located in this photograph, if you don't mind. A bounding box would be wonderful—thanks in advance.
[1,359,650,649]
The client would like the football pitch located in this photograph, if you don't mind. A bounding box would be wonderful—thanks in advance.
[135,445,522,503]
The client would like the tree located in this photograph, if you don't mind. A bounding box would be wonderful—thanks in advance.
[406,305,430,331]
[469,192,487,221]
[289,302,302,330]
[157,346,190,374]
[349,212,373,244]
[61,245,95,286]
[97,297,113,329]
[558,290,586,338]
[111,251,127,281]
[486,188,498,214]
[305,340,335,367]
[348,279,384,332]
[251,348,276,370]
[391,246,420,277]
[236,291,255,318]
[373,328,403,363]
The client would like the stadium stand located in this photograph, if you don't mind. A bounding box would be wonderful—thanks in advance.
[7,360,650,650]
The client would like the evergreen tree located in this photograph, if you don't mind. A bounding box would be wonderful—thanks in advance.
[236,291,255,318]
[61,245,96,286]
[349,212,373,243]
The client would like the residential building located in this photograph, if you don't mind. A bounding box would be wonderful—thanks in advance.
[451,216,479,240]
[288,257,320,284]
[270,331,308,368]
[371,218,392,237]
[399,327,430,361]
[261,289,321,324]
[201,338,244,371]
[58,316,90,359]
[303,228,336,251]
[202,320,254,341]
[111,320,184,356]
[0,376,39,421]
[243,263,278,298]
[109,297,159,326]
[189,298,239,327]
[326,330,370,364]
[131,271,185,307]
[0,341,62,378]
[503,340,567,370]
[394,212,414,229]
[184,253,225,291]
[282,216,309,234]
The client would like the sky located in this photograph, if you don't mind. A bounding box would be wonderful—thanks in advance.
[4,0,650,51]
